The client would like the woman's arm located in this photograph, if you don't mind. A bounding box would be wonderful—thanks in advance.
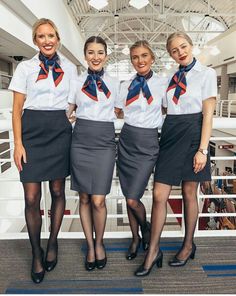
[114,107,124,119]
[193,97,216,174]
[12,91,26,171]
[66,103,77,123]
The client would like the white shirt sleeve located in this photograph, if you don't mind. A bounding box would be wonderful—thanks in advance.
[116,80,128,109]
[8,62,27,94]
[202,68,217,101]
[67,64,78,104]
[114,80,121,108]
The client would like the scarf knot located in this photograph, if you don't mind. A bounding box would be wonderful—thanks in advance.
[36,52,64,87]
[126,70,153,106]
[167,57,196,104]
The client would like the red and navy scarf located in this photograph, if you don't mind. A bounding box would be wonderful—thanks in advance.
[126,70,153,106]
[36,52,64,87]
[167,57,196,104]
[82,68,110,101]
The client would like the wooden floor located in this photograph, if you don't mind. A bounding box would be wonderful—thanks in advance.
[1,237,236,294]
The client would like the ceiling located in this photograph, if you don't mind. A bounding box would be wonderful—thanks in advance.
[66,0,236,75]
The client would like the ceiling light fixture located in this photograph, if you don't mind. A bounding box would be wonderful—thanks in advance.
[210,46,220,56]
[88,0,108,10]
[129,0,149,10]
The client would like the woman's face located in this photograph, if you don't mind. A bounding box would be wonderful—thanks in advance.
[130,46,154,76]
[169,36,193,66]
[34,24,59,58]
[85,42,107,72]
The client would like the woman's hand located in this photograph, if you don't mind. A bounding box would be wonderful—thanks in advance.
[193,151,207,174]
[14,143,27,172]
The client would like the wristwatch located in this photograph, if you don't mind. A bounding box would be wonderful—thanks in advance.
[198,148,208,155]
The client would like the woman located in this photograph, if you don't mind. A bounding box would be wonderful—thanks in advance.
[135,32,217,276]
[116,40,167,261]
[9,18,77,283]
[68,36,119,271]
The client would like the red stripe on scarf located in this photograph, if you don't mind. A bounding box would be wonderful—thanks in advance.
[81,88,98,101]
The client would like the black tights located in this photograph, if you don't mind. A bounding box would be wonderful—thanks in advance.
[79,193,107,262]
[126,198,149,252]
[23,178,66,272]
[143,181,199,269]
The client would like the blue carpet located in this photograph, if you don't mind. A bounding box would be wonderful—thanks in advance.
[202,264,236,278]
[5,279,143,294]
[81,240,181,253]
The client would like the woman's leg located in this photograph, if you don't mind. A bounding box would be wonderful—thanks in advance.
[91,195,107,260]
[126,201,141,255]
[142,182,171,268]
[126,198,150,249]
[176,181,199,260]
[46,178,66,262]
[79,192,95,262]
[23,182,43,273]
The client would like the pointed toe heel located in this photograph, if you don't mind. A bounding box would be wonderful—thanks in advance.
[96,257,107,269]
[126,238,141,260]
[168,243,196,267]
[135,250,163,277]
[85,258,96,271]
[45,257,57,272]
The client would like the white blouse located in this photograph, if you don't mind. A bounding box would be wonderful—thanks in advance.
[69,71,120,122]
[9,53,78,110]
[164,60,217,115]
[117,73,168,128]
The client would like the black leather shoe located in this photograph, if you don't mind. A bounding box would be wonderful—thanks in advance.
[141,221,151,251]
[135,249,163,277]
[85,258,96,271]
[168,243,196,267]
[45,243,58,272]
[126,237,141,260]
[31,249,45,284]
[45,257,57,272]
[96,257,107,269]
[31,269,45,284]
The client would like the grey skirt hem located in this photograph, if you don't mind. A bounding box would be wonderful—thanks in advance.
[70,118,116,195]
[118,123,159,200]
[20,109,72,183]
[154,112,211,186]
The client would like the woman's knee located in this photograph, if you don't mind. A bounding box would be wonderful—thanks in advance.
[91,197,106,211]
[182,182,198,201]
[126,198,139,210]
[25,193,41,209]
[79,193,91,205]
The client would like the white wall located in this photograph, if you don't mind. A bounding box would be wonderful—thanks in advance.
[20,0,86,67]
[0,0,86,67]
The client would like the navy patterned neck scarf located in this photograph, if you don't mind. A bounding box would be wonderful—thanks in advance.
[36,52,64,86]
[82,68,110,101]
[167,57,196,104]
[126,70,153,106]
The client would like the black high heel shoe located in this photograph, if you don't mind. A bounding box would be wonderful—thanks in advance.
[141,221,151,251]
[31,248,45,284]
[135,249,163,277]
[85,257,96,271]
[168,243,196,267]
[95,244,107,269]
[45,242,58,272]
[126,237,141,260]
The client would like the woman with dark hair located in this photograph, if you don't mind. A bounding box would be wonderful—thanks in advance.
[115,40,167,261]
[68,36,119,271]
[135,31,217,276]
[9,18,77,283]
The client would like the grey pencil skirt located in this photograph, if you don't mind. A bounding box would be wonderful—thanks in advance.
[20,109,72,183]
[154,112,211,186]
[70,118,116,195]
[117,123,159,200]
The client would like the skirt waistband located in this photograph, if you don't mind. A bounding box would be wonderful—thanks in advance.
[165,112,202,123]
[76,118,114,127]
[123,123,158,134]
